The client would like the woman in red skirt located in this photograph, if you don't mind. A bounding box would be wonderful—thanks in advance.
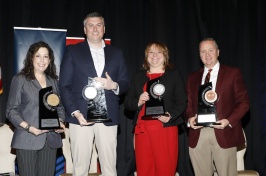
[124,41,187,176]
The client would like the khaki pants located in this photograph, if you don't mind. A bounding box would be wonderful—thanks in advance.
[69,123,118,176]
[189,127,237,176]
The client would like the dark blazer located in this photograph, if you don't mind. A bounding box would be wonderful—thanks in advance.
[59,41,129,126]
[6,75,65,150]
[124,69,187,127]
[185,64,250,148]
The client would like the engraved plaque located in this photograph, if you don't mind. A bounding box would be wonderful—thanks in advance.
[39,86,61,130]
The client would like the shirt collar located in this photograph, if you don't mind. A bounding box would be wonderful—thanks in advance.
[204,61,220,73]
[87,39,106,50]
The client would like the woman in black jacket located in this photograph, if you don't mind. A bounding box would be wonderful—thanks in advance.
[124,41,187,176]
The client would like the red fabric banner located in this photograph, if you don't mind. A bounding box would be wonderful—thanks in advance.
[66,37,111,45]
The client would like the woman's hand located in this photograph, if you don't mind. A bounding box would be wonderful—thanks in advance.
[55,121,65,134]
[138,92,149,107]
[158,112,171,123]
[28,126,49,136]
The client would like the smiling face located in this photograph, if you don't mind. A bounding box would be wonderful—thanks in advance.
[33,47,50,74]
[199,40,219,69]
[84,17,105,45]
[147,44,165,71]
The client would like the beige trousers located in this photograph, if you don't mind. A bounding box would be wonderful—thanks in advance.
[189,127,237,176]
[69,123,118,176]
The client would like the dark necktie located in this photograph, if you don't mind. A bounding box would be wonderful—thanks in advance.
[204,69,212,84]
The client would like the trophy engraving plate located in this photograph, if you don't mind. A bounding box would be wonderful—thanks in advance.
[195,82,220,126]
[142,77,169,120]
[39,86,61,130]
[82,77,111,123]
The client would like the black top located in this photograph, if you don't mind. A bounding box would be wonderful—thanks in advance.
[124,69,187,127]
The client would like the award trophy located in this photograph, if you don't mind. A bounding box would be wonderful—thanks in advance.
[82,77,111,123]
[142,77,169,120]
[39,86,61,130]
[195,82,220,126]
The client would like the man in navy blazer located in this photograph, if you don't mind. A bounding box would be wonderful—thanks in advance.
[59,12,129,176]
[185,38,249,176]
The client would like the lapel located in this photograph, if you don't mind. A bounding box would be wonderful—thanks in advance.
[80,41,98,78]
[32,75,52,89]
[140,70,149,85]
[198,68,204,86]
[214,65,225,115]
[46,76,52,88]
[191,69,204,102]
[215,65,225,94]
[101,45,111,78]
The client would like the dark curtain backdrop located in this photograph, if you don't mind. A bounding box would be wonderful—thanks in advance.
[0,0,265,175]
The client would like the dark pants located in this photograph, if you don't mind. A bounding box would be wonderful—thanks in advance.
[16,141,57,176]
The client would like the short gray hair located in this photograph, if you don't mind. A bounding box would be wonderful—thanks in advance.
[83,12,105,26]
[199,38,219,49]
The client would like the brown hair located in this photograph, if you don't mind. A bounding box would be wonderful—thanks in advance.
[142,41,173,71]
[19,41,58,80]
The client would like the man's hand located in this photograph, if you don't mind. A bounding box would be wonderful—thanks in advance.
[188,114,203,129]
[211,119,230,129]
[94,72,118,90]
[73,111,95,126]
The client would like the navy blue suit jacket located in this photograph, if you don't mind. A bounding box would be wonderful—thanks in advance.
[59,41,129,126]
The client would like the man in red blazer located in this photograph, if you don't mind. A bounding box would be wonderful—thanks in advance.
[185,38,249,176]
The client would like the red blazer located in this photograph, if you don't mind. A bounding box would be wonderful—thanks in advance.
[185,64,250,148]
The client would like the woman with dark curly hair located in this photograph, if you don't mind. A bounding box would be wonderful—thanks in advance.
[124,41,187,176]
[6,41,65,176]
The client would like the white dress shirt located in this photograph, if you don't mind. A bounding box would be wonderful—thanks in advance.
[87,39,119,94]
[202,61,220,91]
[88,40,106,77]
[71,40,119,116]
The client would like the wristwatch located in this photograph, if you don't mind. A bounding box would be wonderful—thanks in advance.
[25,124,31,132]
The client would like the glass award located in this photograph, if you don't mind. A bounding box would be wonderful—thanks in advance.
[82,77,111,123]
[142,77,169,120]
[39,86,61,130]
[195,82,221,126]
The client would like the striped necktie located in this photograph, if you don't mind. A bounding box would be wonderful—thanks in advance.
[204,69,212,84]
